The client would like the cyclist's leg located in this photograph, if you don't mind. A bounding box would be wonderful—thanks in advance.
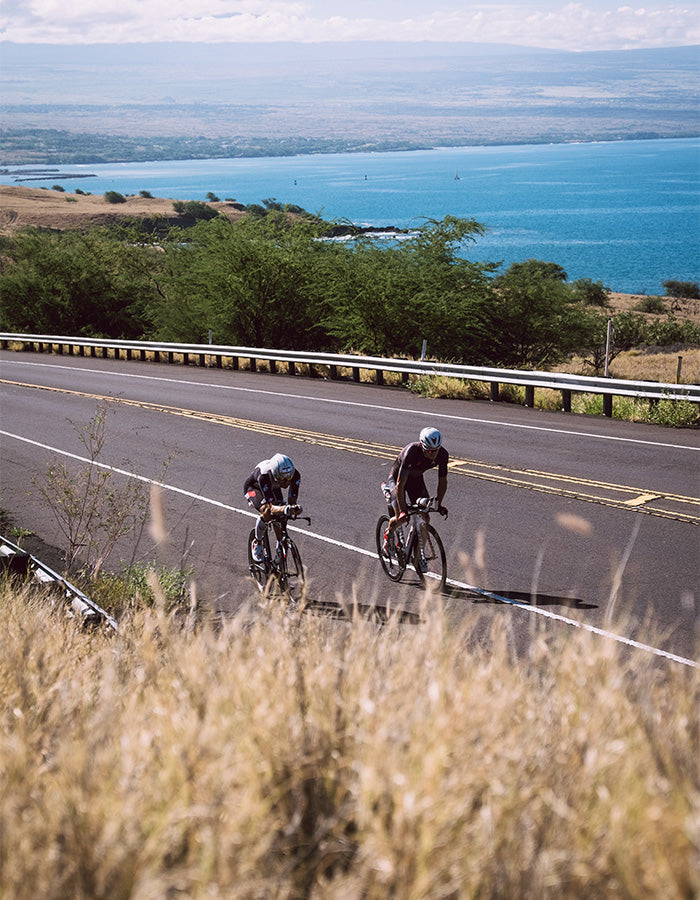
[404,477,433,567]
[380,480,400,555]
[245,488,269,559]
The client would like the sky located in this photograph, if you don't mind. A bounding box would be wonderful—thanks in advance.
[1,0,699,52]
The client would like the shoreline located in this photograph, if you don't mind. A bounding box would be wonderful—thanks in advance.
[2,182,698,305]
[2,134,699,170]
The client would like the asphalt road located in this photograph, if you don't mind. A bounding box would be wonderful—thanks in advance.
[1,350,698,662]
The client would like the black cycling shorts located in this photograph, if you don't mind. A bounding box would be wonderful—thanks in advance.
[382,476,428,510]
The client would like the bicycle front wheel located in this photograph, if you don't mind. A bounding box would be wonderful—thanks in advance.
[414,524,447,592]
[376,515,406,582]
[279,538,305,600]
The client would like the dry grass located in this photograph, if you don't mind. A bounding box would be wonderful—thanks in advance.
[561,348,700,385]
[1,582,697,900]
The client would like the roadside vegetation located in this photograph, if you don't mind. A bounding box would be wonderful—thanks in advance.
[0,576,697,900]
[0,207,697,424]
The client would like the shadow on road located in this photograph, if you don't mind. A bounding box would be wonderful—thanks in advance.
[445,584,597,610]
[300,596,422,625]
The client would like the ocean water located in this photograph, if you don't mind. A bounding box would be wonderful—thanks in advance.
[3,138,698,294]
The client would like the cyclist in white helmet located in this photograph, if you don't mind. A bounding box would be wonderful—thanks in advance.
[244,453,301,562]
[381,426,449,555]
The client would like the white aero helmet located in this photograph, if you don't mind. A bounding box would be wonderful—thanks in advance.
[270,453,295,483]
[419,426,442,451]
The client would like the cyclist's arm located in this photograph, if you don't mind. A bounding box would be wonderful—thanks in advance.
[395,473,409,517]
[436,475,447,506]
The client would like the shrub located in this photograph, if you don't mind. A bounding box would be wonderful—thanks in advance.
[51,184,65,192]
[139,189,153,198]
[570,278,610,307]
[663,279,700,300]
[172,200,219,221]
[205,191,220,202]
[634,296,666,313]
[104,190,126,204]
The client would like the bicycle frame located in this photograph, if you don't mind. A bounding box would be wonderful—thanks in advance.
[376,498,447,591]
[248,512,310,598]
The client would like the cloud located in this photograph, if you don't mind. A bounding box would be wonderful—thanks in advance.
[1,0,698,49]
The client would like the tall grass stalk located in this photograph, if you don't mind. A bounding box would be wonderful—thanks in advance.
[1,584,697,899]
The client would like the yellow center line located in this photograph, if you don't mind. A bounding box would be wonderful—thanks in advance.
[3,378,698,524]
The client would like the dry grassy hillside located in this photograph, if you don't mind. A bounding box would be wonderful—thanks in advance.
[0,184,245,232]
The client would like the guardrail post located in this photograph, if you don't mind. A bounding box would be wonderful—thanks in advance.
[57,343,63,355]
[232,356,239,371]
[79,345,85,357]
[402,372,409,385]
[126,348,132,361]
[525,385,535,407]
[603,393,613,417]
[216,354,222,369]
[270,359,277,374]
[199,353,206,367]
[353,367,361,383]
[376,369,384,386]
[330,365,338,380]
[168,351,174,364]
[102,346,108,359]
[562,389,572,413]
[250,357,257,373]
[287,360,295,375]
[490,382,499,402]
[140,348,146,361]
[183,353,189,365]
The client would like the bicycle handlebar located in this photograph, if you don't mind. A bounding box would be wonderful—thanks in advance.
[271,512,311,525]
[404,498,447,518]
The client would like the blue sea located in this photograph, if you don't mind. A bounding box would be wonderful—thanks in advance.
[3,138,698,294]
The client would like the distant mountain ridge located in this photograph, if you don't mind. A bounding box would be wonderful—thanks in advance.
[1,42,698,164]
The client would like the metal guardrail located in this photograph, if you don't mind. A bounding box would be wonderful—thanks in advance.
[0,534,118,631]
[1,332,698,416]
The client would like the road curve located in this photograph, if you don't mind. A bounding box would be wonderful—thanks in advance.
[1,350,698,662]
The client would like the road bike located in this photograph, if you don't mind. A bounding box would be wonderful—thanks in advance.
[376,497,447,591]
[247,509,310,600]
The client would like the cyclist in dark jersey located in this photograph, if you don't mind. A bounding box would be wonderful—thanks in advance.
[382,427,448,558]
[244,453,301,562]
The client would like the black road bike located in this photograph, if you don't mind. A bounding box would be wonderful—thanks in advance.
[376,497,447,591]
[247,510,310,600]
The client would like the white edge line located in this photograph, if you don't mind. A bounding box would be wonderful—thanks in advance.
[3,359,699,452]
[3,429,698,668]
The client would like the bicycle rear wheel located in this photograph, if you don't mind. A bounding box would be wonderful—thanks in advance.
[247,528,270,592]
[376,515,406,582]
[413,524,447,592]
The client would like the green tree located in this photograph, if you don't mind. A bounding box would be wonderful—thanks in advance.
[662,280,700,300]
[570,278,610,307]
[495,259,568,285]
[316,216,496,362]
[487,259,593,368]
[153,212,329,348]
[0,226,156,337]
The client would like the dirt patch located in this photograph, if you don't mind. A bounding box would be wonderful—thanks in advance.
[0,184,245,232]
